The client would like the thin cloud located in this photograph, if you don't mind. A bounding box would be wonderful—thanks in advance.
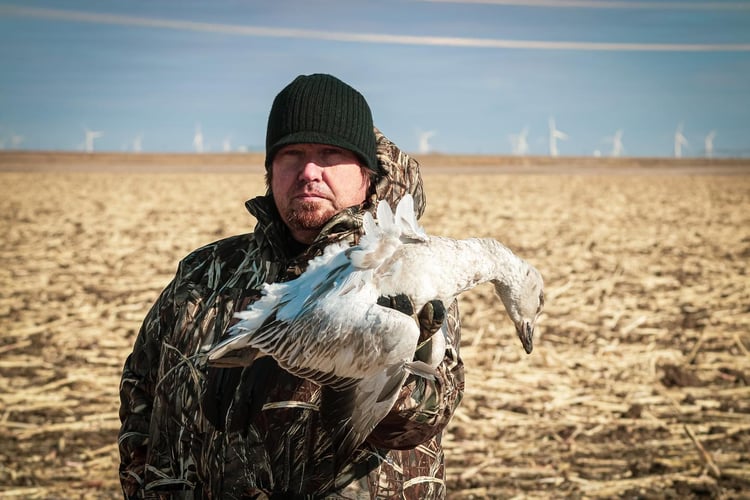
[421,0,750,9]
[2,5,749,52]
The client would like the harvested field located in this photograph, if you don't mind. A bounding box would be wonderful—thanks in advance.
[1,154,749,499]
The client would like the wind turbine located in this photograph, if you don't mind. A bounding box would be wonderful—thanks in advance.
[417,130,436,154]
[548,117,568,157]
[83,127,103,153]
[704,130,716,159]
[133,133,143,153]
[674,122,688,158]
[222,135,233,153]
[605,129,624,157]
[509,127,529,156]
[10,133,24,150]
[193,123,204,153]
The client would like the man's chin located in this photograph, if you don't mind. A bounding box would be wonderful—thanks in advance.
[286,206,335,233]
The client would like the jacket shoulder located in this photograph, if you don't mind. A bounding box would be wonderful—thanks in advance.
[177,232,259,286]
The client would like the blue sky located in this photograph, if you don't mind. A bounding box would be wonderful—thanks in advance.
[1,1,749,158]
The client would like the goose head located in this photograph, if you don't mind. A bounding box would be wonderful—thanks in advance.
[494,264,545,354]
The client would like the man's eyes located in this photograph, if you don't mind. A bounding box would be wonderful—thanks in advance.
[321,148,346,157]
[277,147,353,165]
[279,149,304,158]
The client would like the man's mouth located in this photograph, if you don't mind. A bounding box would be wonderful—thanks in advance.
[294,192,328,202]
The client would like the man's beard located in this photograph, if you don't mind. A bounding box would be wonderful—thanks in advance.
[284,200,335,234]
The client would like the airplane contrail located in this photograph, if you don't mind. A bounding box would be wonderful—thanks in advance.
[421,0,750,10]
[1,5,749,52]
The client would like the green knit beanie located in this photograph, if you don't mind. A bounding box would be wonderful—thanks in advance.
[265,74,380,175]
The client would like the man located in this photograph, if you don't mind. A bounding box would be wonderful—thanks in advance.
[118,73,464,499]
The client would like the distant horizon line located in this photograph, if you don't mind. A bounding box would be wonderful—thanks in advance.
[1,148,748,161]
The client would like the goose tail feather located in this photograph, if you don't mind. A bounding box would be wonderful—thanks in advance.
[395,194,428,242]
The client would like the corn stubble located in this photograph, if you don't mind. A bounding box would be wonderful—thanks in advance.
[1,157,748,499]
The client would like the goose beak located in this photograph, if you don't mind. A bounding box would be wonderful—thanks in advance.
[516,322,534,354]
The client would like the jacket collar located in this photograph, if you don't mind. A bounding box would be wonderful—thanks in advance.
[244,194,364,263]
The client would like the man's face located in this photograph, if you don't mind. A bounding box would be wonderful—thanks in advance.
[271,143,370,244]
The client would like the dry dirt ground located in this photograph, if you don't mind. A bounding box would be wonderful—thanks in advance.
[1,154,749,499]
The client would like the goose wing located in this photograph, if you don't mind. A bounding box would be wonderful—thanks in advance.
[209,193,428,367]
[206,243,351,365]
[225,290,421,383]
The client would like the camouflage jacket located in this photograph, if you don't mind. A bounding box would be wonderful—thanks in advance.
[118,130,465,499]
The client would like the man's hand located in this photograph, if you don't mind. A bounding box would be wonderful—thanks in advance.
[415,299,446,345]
[377,294,446,360]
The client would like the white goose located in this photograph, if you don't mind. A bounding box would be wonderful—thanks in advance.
[206,194,544,466]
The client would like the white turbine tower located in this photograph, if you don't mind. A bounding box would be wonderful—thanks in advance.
[509,127,529,156]
[133,133,143,153]
[705,130,716,159]
[417,130,436,154]
[10,133,24,150]
[193,123,204,153]
[606,129,624,157]
[83,128,103,153]
[674,122,688,158]
[222,135,233,153]
[548,117,568,157]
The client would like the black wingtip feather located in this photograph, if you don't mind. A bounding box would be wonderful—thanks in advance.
[320,385,361,473]
[225,357,278,433]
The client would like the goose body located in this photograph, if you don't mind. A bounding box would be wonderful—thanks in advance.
[206,194,544,466]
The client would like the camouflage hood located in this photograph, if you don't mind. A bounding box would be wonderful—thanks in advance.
[371,126,426,220]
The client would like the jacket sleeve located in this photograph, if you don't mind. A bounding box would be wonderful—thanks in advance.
[366,300,464,449]
[117,277,178,498]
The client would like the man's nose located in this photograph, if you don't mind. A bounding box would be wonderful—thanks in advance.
[299,157,324,180]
